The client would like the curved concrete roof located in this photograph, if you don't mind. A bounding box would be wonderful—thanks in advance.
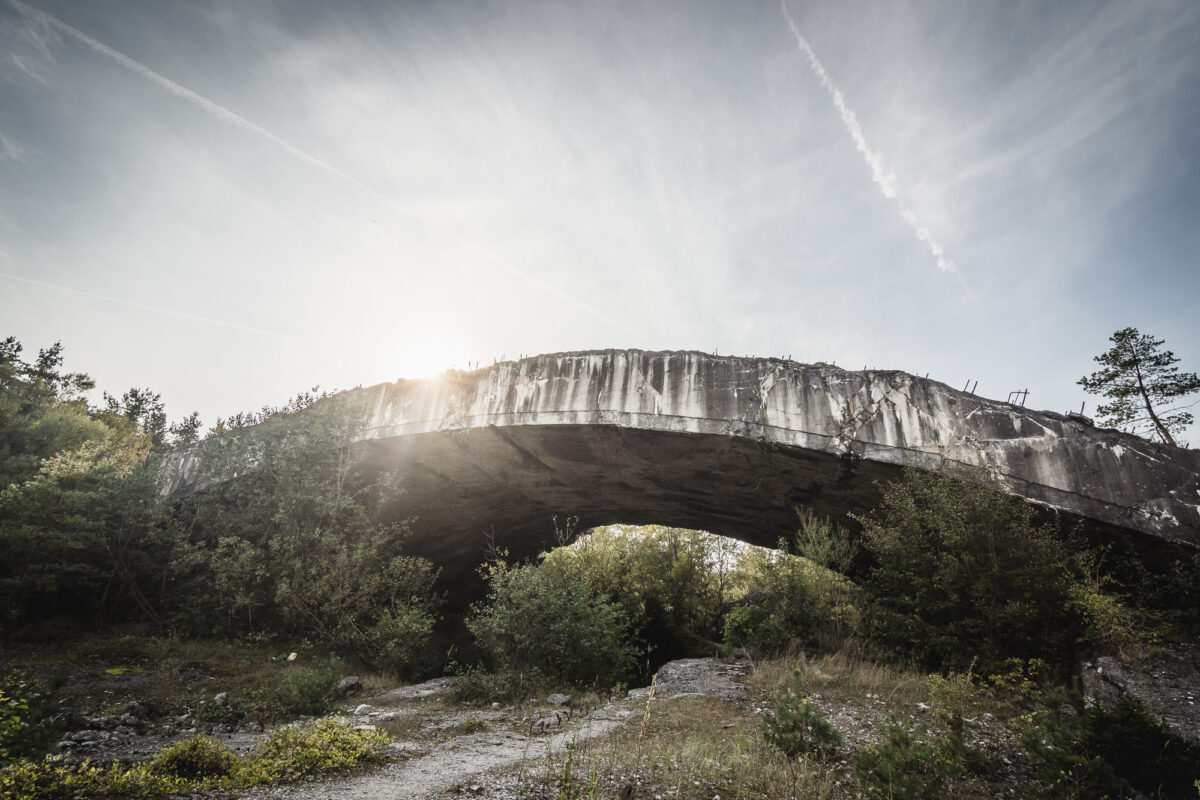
[166,350,1200,583]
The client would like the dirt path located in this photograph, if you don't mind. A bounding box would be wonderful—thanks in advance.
[241,702,635,800]
[242,658,751,800]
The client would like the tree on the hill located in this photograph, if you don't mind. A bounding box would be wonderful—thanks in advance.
[1079,327,1200,447]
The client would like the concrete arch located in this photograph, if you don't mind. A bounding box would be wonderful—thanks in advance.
[166,350,1200,585]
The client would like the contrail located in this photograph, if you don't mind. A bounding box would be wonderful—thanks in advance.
[7,0,639,337]
[780,0,963,280]
[0,271,289,337]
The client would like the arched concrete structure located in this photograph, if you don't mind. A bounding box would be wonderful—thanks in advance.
[166,350,1200,586]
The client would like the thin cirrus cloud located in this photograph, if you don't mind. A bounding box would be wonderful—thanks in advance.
[4,0,641,339]
[780,0,960,281]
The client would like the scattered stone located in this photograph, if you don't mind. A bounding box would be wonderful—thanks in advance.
[353,703,374,716]
[119,713,140,726]
[69,729,110,743]
[242,720,263,733]
[352,724,377,732]
[214,692,229,707]
[546,693,571,706]
[336,676,363,697]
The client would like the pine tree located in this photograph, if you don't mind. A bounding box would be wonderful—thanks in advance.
[1078,327,1200,446]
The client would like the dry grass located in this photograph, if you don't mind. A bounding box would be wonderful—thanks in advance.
[521,695,853,800]
[749,648,928,707]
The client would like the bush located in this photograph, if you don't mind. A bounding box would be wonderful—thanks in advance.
[467,558,637,693]
[761,674,841,760]
[854,718,948,800]
[0,671,61,766]
[0,718,387,798]
[169,393,443,674]
[0,756,188,799]
[0,674,29,768]
[242,717,388,784]
[723,511,861,657]
[152,735,236,779]
[1020,694,1126,799]
[273,655,342,716]
[858,467,1089,673]
[1024,694,1200,799]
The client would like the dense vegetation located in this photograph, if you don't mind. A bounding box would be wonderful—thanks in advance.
[2,335,1198,799]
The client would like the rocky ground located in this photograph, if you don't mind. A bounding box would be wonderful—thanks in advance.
[11,642,1200,799]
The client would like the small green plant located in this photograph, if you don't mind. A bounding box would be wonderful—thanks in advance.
[0,673,30,767]
[0,717,387,798]
[273,655,342,716]
[854,717,947,800]
[152,735,237,779]
[242,717,388,784]
[556,738,580,800]
[761,671,841,760]
[0,755,190,799]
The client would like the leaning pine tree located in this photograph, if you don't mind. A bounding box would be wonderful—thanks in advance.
[1078,327,1200,447]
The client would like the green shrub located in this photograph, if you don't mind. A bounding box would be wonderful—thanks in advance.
[854,718,948,800]
[858,467,1088,673]
[152,735,237,779]
[723,512,861,657]
[273,655,342,716]
[242,717,388,784]
[761,671,841,760]
[1083,696,1200,798]
[0,674,29,768]
[0,756,189,799]
[0,718,387,798]
[1024,694,1200,799]
[467,558,637,692]
[1020,694,1126,799]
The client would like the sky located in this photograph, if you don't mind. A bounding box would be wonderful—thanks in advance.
[1,0,1198,444]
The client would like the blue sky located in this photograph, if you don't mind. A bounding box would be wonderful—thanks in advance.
[2,0,1198,443]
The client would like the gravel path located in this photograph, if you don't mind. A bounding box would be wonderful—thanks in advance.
[240,703,636,800]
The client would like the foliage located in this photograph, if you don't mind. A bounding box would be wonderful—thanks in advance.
[273,656,343,716]
[0,718,386,798]
[723,510,861,656]
[0,673,29,767]
[0,755,189,799]
[857,466,1089,673]
[853,718,950,800]
[151,735,237,779]
[543,525,740,663]
[170,392,442,674]
[0,337,204,633]
[761,671,841,760]
[1024,693,1200,799]
[467,555,638,695]
[0,337,101,489]
[0,424,171,631]
[1078,326,1200,446]
[1020,693,1127,799]
[241,717,388,784]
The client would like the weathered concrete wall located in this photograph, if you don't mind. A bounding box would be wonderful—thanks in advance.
[355,350,1200,541]
[164,349,1200,585]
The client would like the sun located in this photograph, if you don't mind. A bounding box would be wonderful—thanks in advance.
[391,343,463,381]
